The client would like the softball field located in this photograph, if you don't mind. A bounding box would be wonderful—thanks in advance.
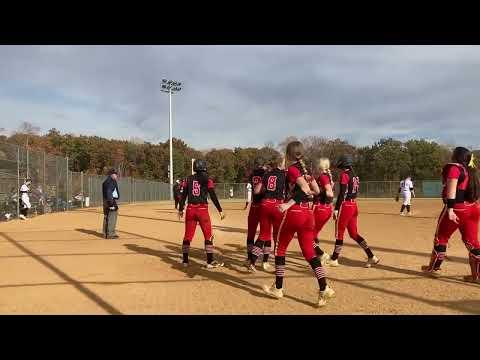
[0,198,478,314]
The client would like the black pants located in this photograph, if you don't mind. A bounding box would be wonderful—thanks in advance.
[103,201,118,238]
[174,197,180,209]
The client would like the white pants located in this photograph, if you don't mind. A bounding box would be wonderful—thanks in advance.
[247,190,252,202]
[401,192,411,206]
[21,194,31,209]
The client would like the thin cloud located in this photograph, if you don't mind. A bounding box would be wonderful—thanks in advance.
[0,45,479,148]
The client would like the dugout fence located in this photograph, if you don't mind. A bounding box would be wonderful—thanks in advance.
[0,141,171,220]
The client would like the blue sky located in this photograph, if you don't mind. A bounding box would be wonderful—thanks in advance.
[1,45,480,149]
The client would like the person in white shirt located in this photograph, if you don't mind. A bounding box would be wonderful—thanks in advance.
[19,178,32,220]
[396,176,415,216]
[244,183,253,210]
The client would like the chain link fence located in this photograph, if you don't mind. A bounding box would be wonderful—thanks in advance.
[0,141,171,221]
[0,140,445,221]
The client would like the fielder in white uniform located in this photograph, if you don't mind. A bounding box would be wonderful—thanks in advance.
[244,183,252,210]
[396,176,415,216]
[19,179,32,220]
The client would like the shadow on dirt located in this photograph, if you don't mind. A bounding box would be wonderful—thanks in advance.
[75,228,105,238]
[124,242,316,308]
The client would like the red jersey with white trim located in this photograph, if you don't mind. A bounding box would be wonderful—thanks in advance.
[315,172,334,204]
[249,168,266,203]
[441,163,469,202]
[287,162,310,203]
[185,174,215,205]
[262,168,286,200]
[340,169,359,200]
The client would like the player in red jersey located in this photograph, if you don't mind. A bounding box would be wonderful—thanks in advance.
[327,155,380,268]
[262,141,335,307]
[244,157,266,264]
[245,154,286,273]
[178,159,226,269]
[421,147,480,283]
[312,158,334,265]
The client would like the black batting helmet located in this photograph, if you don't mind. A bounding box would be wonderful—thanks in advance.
[335,155,353,169]
[193,159,207,172]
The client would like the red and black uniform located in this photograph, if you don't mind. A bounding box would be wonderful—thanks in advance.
[331,169,375,261]
[179,173,223,265]
[250,168,286,265]
[274,162,328,291]
[246,167,266,260]
[426,163,480,279]
[313,172,334,256]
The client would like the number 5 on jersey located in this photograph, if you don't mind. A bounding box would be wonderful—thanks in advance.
[192,180,201,196]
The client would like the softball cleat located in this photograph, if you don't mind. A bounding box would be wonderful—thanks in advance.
[421,265,441,277]
[245,263,257,273]
[262,283,283,299]
[317,285,335,307]
[327,258,340,267]
[262,262,274,272]
[319,253,331,266]
[365,256,380,268]
[206,261,224,269]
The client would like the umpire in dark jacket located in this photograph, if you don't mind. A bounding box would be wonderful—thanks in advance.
[102,168,120,239]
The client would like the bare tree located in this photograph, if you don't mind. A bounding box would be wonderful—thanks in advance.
[277,136,299,153]
[17,121,41,135]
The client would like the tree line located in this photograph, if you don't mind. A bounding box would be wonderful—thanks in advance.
[0,122,473,183]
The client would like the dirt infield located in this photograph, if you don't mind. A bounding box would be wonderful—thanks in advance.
[0,198,478,314]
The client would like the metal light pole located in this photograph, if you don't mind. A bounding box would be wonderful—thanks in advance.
[161,78,182,200]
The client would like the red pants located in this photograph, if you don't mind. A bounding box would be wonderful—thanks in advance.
[434,203,480,250]
[276,204,316,261]
[247,203,262,241]
[335,200,359,241]
[183,204,212,242]
[314,203,333,237]
[258,199,284,242]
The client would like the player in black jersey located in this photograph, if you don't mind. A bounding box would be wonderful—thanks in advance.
[178,159,226,269]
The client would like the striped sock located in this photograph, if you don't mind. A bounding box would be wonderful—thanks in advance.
[205,240,214,264]
[182,240,190,263]
[331,240,343,260]
[309,257,327,291]
[275,256,286,289]
[428,245,447,270]
[251,240,265,265]
[263,241,272,263]
[247,240,254,260]
[356,236,374,258]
